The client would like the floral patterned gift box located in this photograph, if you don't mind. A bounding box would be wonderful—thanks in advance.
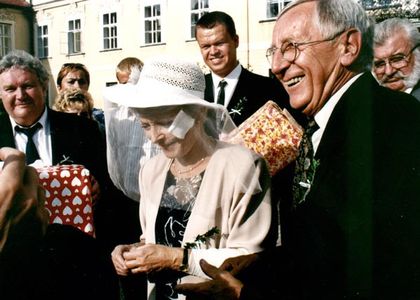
[224,100,303,176]
[36,164,95,236]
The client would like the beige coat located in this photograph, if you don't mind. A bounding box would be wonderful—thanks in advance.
[139,141,275,298]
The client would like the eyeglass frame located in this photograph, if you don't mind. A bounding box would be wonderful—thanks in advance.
[372,44,420,73]
[266,29,346,65]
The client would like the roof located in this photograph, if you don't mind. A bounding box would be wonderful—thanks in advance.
[0,0,31,8]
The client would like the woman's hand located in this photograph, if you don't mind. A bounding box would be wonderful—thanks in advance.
[111,244,135,276]
[123,244,183,274]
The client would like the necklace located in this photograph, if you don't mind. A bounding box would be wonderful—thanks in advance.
[173,157,206,175]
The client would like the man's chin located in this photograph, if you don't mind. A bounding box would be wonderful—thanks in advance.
[384,81,405,92]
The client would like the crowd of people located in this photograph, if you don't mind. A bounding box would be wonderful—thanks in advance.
[0,0,419,299]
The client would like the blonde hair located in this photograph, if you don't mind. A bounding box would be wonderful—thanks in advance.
[116,57,144,84]
[53,87,94,117]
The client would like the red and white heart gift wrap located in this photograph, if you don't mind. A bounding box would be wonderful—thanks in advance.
[37,164,95,236]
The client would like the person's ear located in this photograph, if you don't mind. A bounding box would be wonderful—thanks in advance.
[234,34,239,48]
[339,28,361,67]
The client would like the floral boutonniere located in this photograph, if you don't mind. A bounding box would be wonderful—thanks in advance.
[184,226,220,249]
[229,97,248,117]
[295,158,320,208]
[59,155,74,165]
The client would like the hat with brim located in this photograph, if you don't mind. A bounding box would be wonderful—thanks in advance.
[103,56,219,110]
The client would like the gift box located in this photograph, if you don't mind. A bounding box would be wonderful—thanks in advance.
[224,100,303,176]
[36,164,95,236]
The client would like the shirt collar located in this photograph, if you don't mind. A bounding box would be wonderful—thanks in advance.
[312,73,363,153]
[211,63,242,87]
[11,106,48,133]
[405,87,413,94]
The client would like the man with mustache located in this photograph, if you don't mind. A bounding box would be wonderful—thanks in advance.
[373,17,420,101]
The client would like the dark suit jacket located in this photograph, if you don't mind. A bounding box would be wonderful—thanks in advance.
[204,66,292,126]
[410,79,420,101]
[0,108,108,185]
[241,73,420,299]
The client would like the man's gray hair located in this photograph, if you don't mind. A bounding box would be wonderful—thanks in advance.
[374,18,420,71]
[0,50,50,90]
[374,18,420,49]
[280,0,374,71]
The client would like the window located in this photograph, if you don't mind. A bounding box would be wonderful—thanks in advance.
[37,25,49,58]
[103,12,118,49]
[68,19,81,54]
[266,0,292,19]
[0,22,13,58]
[190,0,209,39]
[144,4,161,44]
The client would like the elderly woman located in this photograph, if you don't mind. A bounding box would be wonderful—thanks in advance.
[110,57,277,300]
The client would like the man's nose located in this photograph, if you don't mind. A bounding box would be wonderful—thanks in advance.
[15,87,27,99]
[384,61,395,75]
[209,45,219,55]
[271,54,291,80]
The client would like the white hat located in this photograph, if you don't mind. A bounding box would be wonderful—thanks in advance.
[103,56,217,109]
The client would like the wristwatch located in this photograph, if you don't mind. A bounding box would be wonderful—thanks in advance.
[179,248,189,272]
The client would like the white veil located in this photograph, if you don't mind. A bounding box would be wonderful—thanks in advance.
[103,84,161,201]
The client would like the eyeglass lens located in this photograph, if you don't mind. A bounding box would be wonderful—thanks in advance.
[374,54,409,71]
[266,43,297,65]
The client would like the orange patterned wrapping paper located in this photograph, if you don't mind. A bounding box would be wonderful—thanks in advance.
[224,101,303,176]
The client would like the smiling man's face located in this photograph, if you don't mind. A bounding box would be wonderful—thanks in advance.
[270,2,344,116]
[0,67,46,127]
[196,23,239,78]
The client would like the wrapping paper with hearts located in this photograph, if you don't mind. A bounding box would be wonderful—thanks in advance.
[36,164,95,236]
[223,100,303,176]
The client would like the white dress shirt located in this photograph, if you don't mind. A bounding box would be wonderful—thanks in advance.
[211,63,242,108]
[11,107,53,166]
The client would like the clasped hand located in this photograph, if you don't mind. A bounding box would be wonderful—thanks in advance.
[111,243,182,276]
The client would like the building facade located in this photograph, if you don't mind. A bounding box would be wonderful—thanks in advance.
[29,0,292,107]
[0,0,34,58]
[3,0,419,107]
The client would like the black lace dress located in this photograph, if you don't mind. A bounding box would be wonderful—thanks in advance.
[153,170,204,300]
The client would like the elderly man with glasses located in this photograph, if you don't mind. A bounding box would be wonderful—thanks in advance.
[373,18,420,101]
[176,1,420,299]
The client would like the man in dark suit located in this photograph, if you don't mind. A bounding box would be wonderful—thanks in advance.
[195,11,290,126]
[0,50,119,299]
[0,51,107,183]
[373,17,420,101]
[176,1,420,299]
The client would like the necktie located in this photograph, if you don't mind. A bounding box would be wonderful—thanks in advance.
[292,117,319,207]
[15,123,42,164]
[217,80,227,106]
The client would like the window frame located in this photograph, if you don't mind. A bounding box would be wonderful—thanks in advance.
[68,18,82,54]
[0,21,14,59]
[36,24,49,58]
[143,3,162,45]
[265,0,292,20]
[190,0,209,40]
[102,11,118,50]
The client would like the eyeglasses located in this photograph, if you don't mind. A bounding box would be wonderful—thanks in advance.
[373,44,419,73]
[266,30,346,65]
